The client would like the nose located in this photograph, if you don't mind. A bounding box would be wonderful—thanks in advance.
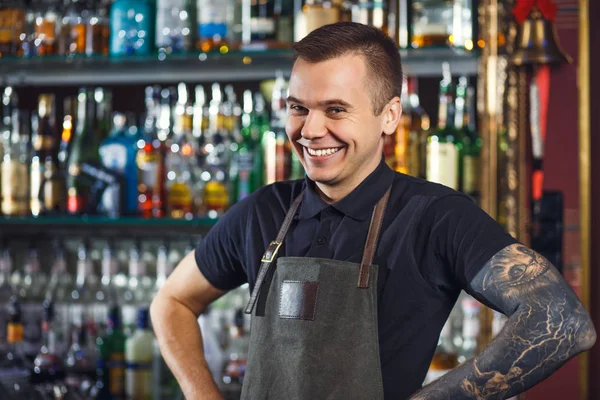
[301,110,328,140]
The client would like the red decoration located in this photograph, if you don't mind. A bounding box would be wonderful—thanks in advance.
[513,0,558,24]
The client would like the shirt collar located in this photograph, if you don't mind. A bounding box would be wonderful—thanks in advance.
[298,157,395,221]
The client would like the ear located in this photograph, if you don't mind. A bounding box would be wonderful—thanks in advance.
[381,96,402,136]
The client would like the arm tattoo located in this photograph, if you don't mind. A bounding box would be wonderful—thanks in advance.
[411,244,596,400]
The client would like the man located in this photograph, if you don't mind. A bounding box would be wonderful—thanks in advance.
[151,22,596,399]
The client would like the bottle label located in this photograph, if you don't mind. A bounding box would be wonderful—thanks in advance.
[426,142,459,190]
[462,154,477,194]
[2,161,29,216]
[197,0,229,39]
[7,323,24,343]
[137,150,159,188]
[236,151,254,201]
[0,10,25,44]
[110,4,150,55]
[34,14,57,45]
[203,181,229,211]
[156,0,191,50]
[126,360,153,398]
[303,6,340,36]
[167,182,192,211]
[251,18,276,36]
[108,353,126,395]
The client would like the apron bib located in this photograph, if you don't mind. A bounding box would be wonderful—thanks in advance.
[242,186,391,399]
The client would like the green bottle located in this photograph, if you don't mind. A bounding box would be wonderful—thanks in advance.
[97,306,127,400]
[457,79,481,203]
[426,62,463,190]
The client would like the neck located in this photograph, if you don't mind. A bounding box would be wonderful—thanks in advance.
[314,154,383,204]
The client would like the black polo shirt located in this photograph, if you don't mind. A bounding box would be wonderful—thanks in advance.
[195,157,517,399]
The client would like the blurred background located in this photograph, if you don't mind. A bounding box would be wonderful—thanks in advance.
[0,0,597,399]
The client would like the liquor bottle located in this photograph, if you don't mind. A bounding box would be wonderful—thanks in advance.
[97,306,126,400]
[2,90,30,217]
[125,308,154,400]
[271,72,291,182]
[408,0,473,50]
[138,86,161,218]
[248,0,277,44]
[299,0,341,41]
[0,0,26,56]
[221,308,248,394]
[3,296,30,370]
[99,244,120,307]
[45,241,73,355]
[64,324,98,390]
[390,80,410,173]
[33,0,59,55]
[0,248,14,351]
[153,245,173,296]
[426,63,462,190]
[458,297,480,363]
[167,83,194,219]
[67,88,98,215]
[424,319,459,384]
[31,300,64,384]
[20,246,47,356]
[31,94,62,217]
[156,0,192,54]
[110,0,152,56]
[196,0,232,52]
[100,113,139,215]
[122,246,153,334]
[60,0,89,55]
[87,0,110,55]
[459,83,481,203]
[69,242,101,329]
[152,88,170,218]
[352,0,387,35]
[404,77,430,179]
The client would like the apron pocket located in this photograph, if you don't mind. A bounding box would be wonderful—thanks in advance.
[279,280,320,321]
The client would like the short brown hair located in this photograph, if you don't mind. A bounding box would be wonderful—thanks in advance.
[292,22,403,116]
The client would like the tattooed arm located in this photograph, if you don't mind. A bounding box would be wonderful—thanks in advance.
[411,243,596,400]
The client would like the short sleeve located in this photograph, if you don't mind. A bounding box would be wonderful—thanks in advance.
[417,194,519,292]
[194,197,252,291]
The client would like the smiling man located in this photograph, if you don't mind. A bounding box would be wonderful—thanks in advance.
[150,22,596,400]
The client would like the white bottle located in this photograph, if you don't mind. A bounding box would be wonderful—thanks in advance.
[125,308,155,400]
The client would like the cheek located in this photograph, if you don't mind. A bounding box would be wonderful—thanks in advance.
[285,116,304,139]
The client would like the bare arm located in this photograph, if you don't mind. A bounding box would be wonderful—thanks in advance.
[411,243,596,399]
[150,250,227,400]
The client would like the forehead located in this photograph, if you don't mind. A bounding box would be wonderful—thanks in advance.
[288,54,369,104]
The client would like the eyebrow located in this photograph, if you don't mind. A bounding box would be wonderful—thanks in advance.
[286,96,353,109]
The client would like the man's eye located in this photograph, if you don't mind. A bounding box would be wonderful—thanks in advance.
[289,105,305,111]
[327,108,345,114]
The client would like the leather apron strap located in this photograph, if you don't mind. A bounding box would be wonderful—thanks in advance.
[244,185,392,313]
[245,192,304,314]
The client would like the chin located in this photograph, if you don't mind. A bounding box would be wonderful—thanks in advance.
[304,168,341,185]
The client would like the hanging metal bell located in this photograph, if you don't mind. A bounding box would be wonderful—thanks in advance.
[509,7,572,66]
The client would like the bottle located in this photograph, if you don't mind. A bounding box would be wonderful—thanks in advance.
[110,0,152,56]
[20,246,47,357]
[86,0,110,55]
[32,300,64,384]
[390,79,410,173]
[137,86,162,218]
[69,242,100,329]
[0,248,14,351]
[153,245,173,297]
[45,241,73,355]
[458,297,480,363]
[271,72,291,182]
[352,0,387,35]
[459,82,481,203]
[156,0,192,55]
[122,246,152,334]
[426,62,462,190]
[1,90,30,217]
[97,306,126,400]
[249,0,277,44]
[196,0,232,52]
[33,0,59,55]
[125,308,154,400]
[0,0,26,56]
[166,83,194,219]
[298,0,341,41]
[424,319,459,384]
[3,296,30,370]
[100,113,139,215]
[405,77,430,179]
[60,0,89,55]
[31,94,62,217]
[221,308,248,394]
[64,324,98,390]
[152,88,170,218]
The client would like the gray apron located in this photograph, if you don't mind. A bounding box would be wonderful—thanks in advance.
[242,186,392,399]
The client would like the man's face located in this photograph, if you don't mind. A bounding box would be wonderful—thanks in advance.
[286,54,398,194]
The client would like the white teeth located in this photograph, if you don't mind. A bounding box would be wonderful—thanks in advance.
[307,147,341,156]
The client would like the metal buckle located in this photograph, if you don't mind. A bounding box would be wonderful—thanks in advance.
[261,241,282,263]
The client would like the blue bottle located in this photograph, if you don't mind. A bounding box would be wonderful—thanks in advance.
[99,113,139,215]
[110,0,152,56]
